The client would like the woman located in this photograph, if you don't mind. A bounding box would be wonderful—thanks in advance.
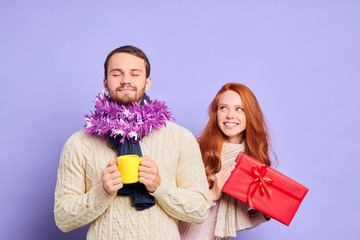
[179,83,274,239]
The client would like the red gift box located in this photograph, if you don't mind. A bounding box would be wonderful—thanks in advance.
[222,153,308,226]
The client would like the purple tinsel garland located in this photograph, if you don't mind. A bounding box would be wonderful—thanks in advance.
[84,91,173,143]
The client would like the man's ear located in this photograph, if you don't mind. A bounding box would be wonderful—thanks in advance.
[145,77,152,91]
[103,78,109,91]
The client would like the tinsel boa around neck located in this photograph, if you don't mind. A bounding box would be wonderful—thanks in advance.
[84,91,173,143]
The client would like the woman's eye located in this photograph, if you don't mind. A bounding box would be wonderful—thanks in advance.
[219,106,227,111]
[236,107,244,112]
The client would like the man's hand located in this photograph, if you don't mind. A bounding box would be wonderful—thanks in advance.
[102,160,123,196]
[210,162,235,201]
[138,156,161,193]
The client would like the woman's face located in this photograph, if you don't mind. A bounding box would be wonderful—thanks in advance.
[216,90,246,143]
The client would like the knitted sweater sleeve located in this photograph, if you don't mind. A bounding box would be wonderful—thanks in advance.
[150,125,210,224]
[249,209,270,226]
[54,132,115,232]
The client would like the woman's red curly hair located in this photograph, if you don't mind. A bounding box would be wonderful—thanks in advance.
[198,83,275,187]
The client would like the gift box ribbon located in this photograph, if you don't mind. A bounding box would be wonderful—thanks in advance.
[247,164,273,208]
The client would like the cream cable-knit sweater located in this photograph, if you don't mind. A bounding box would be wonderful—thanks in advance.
[54,121,210,240]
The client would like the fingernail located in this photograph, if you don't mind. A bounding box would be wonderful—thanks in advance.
[233,162,236,165]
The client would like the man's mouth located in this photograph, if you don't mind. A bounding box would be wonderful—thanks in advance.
[118,88,134,92]
[117,86,135,92]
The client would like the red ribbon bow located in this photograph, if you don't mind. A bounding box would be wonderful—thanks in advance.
[247,164,273,209]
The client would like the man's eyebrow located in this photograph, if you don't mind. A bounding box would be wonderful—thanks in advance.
[109,68,122,73]
[109,68,143,72]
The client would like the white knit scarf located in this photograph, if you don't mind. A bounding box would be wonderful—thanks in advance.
[214,142,254,238]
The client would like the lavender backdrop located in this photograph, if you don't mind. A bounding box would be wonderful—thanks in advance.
[1,0,359,239]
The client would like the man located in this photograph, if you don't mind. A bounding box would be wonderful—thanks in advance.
[54,45,210,239]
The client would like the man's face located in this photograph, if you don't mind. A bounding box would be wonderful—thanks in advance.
[103,52,151,105]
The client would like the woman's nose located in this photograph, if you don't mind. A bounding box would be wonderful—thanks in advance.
[226,110,235,119]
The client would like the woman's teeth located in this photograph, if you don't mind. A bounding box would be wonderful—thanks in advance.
[224,123,238,127]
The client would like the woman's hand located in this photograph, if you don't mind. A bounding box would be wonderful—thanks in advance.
[210,162,235,201]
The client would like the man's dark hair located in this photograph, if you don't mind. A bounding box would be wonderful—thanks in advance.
[104,45,151,79]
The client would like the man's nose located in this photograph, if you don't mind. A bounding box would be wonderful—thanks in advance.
[120,74,131,84]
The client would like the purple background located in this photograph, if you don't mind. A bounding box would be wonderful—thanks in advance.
[1,0,359,239]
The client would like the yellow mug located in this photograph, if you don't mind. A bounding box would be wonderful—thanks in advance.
[117,154,143,184]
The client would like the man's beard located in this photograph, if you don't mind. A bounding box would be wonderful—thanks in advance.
[110,85,145,105]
